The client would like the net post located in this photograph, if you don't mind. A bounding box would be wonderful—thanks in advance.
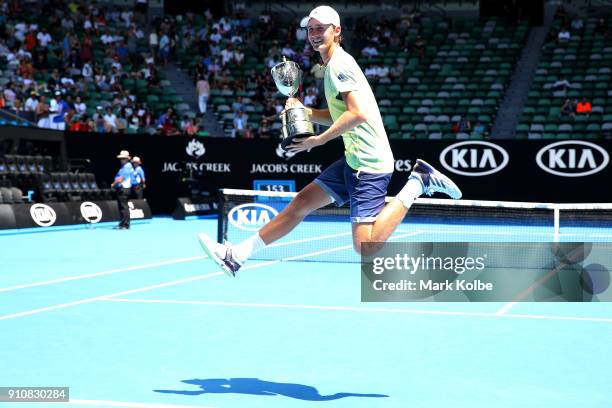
[217,188,226,244]
[553,206,560,242]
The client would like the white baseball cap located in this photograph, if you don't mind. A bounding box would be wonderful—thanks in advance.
[300,5,341,28]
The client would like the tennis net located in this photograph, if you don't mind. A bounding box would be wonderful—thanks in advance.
[217,188,612,263]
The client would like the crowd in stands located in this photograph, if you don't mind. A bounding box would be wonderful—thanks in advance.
[175,5,327,139]
[0,0,203,135]
[1,2,610,139]
[172,5,456,139]
[520,5,612,139]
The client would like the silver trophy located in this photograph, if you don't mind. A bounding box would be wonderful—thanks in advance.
[271,57,315,150]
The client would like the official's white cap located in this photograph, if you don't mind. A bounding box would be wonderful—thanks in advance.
[300,5,341,28]
[116,150,131,159]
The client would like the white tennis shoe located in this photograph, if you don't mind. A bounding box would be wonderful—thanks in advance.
[197,233,243,277]
[409,159,462,199]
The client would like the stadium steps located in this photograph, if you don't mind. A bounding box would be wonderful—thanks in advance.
[161,63,224,137]
[491,3,558,138]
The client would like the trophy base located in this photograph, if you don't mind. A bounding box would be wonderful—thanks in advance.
[279,107,315,151]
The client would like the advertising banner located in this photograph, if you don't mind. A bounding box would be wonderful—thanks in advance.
[0,200,151,230]
[65,134,612,214]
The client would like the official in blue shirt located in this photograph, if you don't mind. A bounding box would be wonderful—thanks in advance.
[111,150,134,229]
[131,156,146,199]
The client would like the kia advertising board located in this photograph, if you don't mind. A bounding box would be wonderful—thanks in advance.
[66,134,612,211]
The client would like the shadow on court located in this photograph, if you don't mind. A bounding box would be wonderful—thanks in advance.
[154,378,389,401]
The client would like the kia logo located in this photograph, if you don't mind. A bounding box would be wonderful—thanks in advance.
[80,202,103,223]
[228,203,279,231]
[439,141,509,176]
[536,141,609,177]
[30,203,57,227]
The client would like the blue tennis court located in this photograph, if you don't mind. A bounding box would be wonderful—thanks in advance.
[2,216,612,408]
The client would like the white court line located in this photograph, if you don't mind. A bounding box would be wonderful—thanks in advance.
[418,229,556,236]
[279,231,424,261]
[495,301,518,316]
[416,228,612,238]
[0,271,224,321]
[0,231,416,321]
[0,256,206,293]
[101,298,612,323]
[254,228,414,249]
[66,398,216,408]
[0,227,415,294]
[267,231,352,248]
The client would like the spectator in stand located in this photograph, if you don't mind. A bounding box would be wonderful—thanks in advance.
[557,28,571,43]
[103,107,119,132]
[127,116,140,133]
[571,17,583,31]
[158,31,170,65]
[259,118,271,139]
[74,96,87,116]
[209,27,222,44]
[24,91,38,120]
[69,114,90,132]
[389,62,404,80]
[196,75,210,114]
[412,36,425,59]
[156,108,174,128]
[364,62,378,79]
[561,99,576,118]
[472,122,488,138]
[82,62,93,81]
[49,91,68,130]
[64,107,77,128]
[3,82,16,107]
[281,44,297,58]
[36,28,52,48]
[11,98,27,119]
[453,116,471,133]
[576,97,591,115]
[376,64,390,83]
[160,118,180,136]
[243,124,254,139]
[303,88,317,107]
[234,46,245,66]
[361,43,378,58]
[296,23,307,43]
[231,96,244,113]
[116,109,128,133]
[220,44,235,66]
[148,29,158,58]
[92,106,105,133]
[35,95,50,127]
[24,29,37,51]
[552,76,572,92]
[182,117,199,135]
[100,29,114,46]
[232,110,248,138]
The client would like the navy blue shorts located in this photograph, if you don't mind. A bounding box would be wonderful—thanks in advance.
[313,158,392,223]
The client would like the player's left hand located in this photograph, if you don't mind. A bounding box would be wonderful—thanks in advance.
[286,135,323,154]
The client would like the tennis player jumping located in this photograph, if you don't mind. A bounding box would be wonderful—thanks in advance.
[198,5,462,276]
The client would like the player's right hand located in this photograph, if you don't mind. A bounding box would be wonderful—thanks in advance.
[284,97,304,111]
